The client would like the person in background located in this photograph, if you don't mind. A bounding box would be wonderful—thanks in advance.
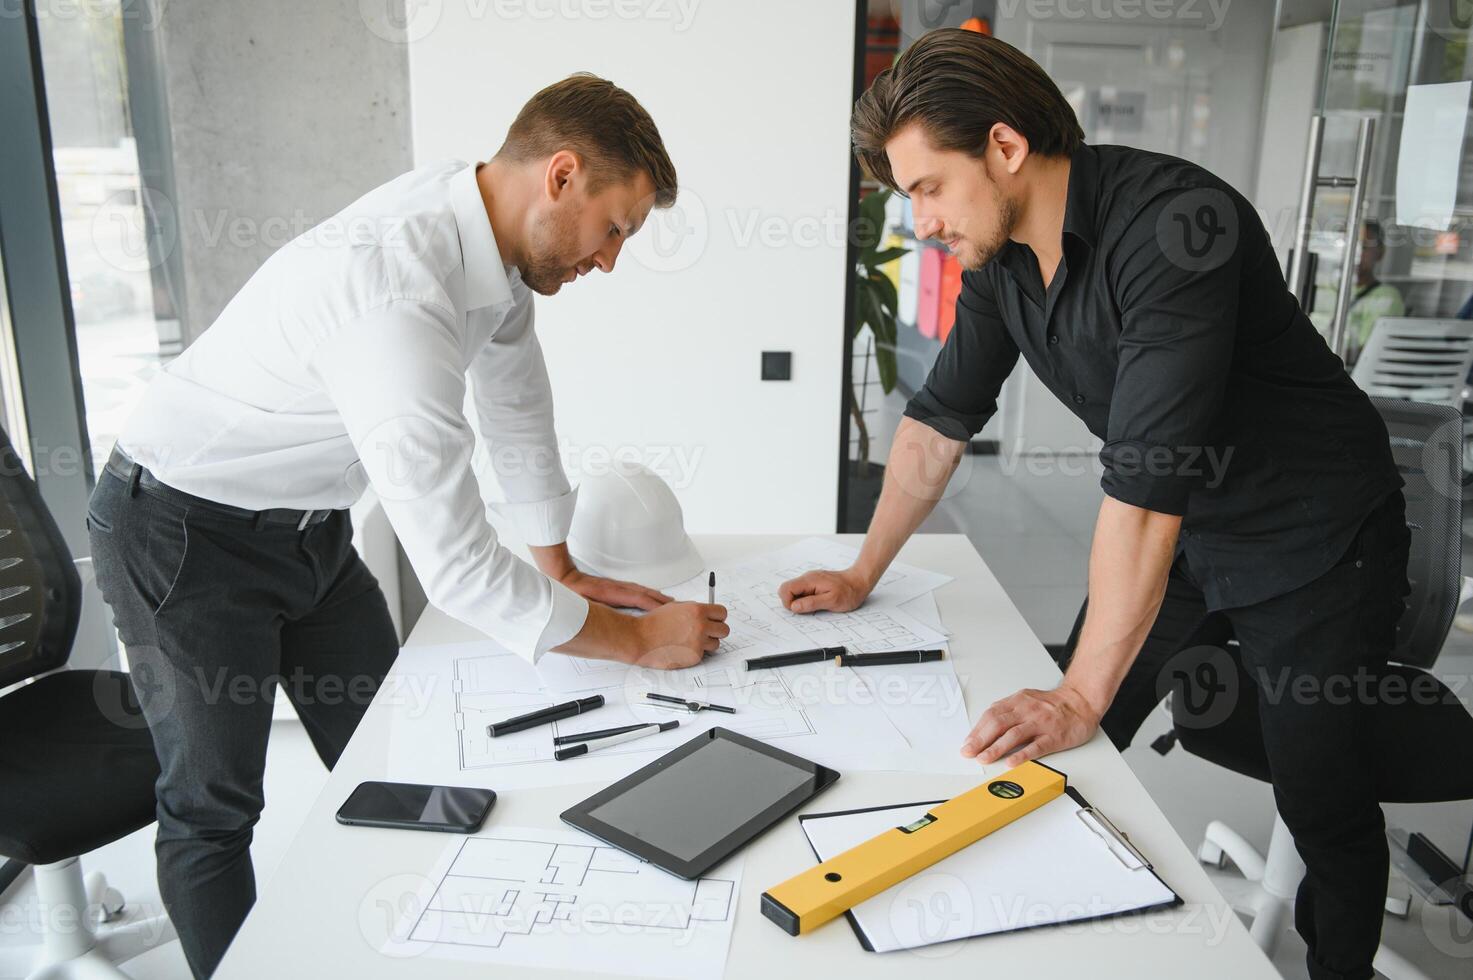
[88,74,728,978]
[1344,218,1405,367]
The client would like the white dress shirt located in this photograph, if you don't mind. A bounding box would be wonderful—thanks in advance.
[119,161,590,661]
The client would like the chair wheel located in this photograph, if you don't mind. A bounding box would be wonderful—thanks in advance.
[1198,840,1228,869]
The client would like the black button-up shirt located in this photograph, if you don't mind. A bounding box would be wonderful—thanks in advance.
[905,143,1402,610]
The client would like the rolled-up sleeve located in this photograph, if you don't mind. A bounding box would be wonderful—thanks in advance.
[1100,186,1240,515]
[466,298,580,547]
[307,299,588,662]
[903,269,1021,441]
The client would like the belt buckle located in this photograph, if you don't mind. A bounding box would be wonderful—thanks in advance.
[297,509,316,531]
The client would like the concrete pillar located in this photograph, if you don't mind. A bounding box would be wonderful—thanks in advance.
[131,0,413,345]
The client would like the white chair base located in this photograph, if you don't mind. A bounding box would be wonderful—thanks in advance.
[23,857,175,980]
[1199,814,1434,980]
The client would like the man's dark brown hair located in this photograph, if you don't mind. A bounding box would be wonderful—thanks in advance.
[851,29,1084,191]
[498,73,678,207]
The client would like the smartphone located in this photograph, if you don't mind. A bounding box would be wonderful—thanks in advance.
[336,781,496,834]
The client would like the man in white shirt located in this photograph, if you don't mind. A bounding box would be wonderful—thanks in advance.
[87,74,726,978]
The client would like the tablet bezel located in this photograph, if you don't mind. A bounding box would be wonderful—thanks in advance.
[560,726,841,880]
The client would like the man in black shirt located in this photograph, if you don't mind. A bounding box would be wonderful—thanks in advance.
[780,30,1407,980]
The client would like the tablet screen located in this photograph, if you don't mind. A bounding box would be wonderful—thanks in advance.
[563,728,841,879]
[588,736,815,861]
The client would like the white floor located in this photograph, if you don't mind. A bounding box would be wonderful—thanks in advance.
[4,452,1472,978]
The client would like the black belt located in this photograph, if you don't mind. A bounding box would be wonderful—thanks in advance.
[105,448,336,529]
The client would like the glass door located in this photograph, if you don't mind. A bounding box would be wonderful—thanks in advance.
[1293,1,1473,373]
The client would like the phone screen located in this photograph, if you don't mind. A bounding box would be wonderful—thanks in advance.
[337,781,496,833]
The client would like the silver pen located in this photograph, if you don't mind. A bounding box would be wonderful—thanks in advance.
[553,720,679,760]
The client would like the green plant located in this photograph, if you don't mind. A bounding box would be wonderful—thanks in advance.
[851,188,909,465]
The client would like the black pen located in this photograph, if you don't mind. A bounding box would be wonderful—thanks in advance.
[708,570,716,604]
[746,646,847,670]
[487,695,604,737]
[552,723,651,746]
[644,691,735,714]
[554,720,678,760]
[835,649,945,667]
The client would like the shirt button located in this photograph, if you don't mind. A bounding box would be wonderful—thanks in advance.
[1072,393,1085,405]
[1048,334,1060,345]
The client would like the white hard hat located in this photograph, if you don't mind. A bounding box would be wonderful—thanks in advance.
[566,462,704,588]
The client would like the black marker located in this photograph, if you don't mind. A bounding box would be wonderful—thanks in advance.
[746,647,846,670]
[834,649,945,667]
[487,695,604,737]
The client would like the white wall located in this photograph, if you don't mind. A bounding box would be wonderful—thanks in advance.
[407,1,856,535]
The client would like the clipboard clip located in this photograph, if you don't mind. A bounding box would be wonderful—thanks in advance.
[1076,806,1152,871]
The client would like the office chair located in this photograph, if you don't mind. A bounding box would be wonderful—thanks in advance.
[1351,318,1473,409]
[1160,398,1473,980]
[0,426,174,979]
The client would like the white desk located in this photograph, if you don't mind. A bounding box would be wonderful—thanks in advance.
[215,535,1276,979]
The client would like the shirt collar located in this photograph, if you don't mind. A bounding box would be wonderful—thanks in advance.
[1061,142,1099,250]
[450,162,515,311]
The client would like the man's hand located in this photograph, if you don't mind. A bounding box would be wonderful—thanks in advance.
[559,569,672,611]
[778,567,873,614]
[960,685,1103,767]
[630,602,729,669]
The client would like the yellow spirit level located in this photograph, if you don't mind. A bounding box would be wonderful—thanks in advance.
[761,760,1067,935]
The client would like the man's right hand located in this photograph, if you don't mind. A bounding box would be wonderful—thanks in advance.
[778,567,872,614]
[629,601,729,669]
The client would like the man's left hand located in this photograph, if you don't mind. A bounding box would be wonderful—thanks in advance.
[560,570,673,612]
[960,685,1103,767]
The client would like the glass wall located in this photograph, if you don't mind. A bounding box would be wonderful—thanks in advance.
[35,0,174,479]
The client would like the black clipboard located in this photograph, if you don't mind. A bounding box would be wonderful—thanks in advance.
[797,786,1183,952]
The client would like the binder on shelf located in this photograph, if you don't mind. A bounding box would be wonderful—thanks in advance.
[916,247,942,339]
[897,246,920,328]
[937,254,962,343]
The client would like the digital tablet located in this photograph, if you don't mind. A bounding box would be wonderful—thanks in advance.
[561,727,840,879]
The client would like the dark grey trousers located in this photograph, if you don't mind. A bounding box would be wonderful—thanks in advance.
[87,463,399,978]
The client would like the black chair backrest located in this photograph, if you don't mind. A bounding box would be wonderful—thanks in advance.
[1371,396,1462,668]
[0,426,78,688]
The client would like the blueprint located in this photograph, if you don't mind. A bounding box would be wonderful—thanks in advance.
[382,826,740,978]
[386,641,914,791]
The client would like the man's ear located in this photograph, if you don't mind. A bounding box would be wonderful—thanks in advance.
[989,123,1030,176]
[544,150,580,202]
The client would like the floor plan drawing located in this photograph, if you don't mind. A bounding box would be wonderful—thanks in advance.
[386,828,741,978]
